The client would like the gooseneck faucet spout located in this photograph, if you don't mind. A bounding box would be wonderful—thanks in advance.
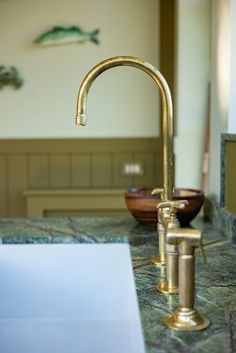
[75,56,174,202]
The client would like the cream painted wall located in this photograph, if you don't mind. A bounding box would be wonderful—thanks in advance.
[0,0,159,138]
[228,0,236,133]
[175,0,211,189]
[175,0,235,199]
[208,0,229,200]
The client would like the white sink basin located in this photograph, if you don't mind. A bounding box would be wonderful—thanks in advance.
[0,243,145,353]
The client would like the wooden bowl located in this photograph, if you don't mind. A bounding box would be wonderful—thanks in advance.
[124,188,204,227]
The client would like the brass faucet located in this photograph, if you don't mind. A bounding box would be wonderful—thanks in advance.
[75,56,174,200]
[75,56,174,266]
[74,56,210,331]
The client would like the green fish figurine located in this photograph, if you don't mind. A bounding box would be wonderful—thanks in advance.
[35,26,100,46]
[0,66,23,90]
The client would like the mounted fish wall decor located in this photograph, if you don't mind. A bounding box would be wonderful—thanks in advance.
[0,66,23,90]
[34,26,100,47]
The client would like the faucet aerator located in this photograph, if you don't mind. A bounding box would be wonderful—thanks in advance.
[76,114,87,126]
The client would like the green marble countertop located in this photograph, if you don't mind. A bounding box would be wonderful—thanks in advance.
[0,215,235,353]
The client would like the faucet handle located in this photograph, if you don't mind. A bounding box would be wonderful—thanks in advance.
[151,188,176,199]
[167,227,207,263]
[151,188,163,199]
[158,200,189,213]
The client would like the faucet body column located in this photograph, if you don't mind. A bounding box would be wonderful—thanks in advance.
[165,243,179,291]
[156,216,179,294]
[158,223,166,264]
[179,243,195,308]
[164,228,210,331]
[156,201,188,294]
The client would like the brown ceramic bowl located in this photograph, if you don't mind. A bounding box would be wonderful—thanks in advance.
[125,188,204,227]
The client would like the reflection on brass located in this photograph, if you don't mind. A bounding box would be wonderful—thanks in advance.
[156,242,179,294]
[164,228,210,331]
[151,256,166,266]
[75,56,174,202]
[151,188,166,266]
[164,307,210,332]
[151,222,166,266]
[166,291,175,312]
[156,281,178,294]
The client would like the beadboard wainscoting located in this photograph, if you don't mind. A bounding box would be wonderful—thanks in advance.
[0,138,163,217]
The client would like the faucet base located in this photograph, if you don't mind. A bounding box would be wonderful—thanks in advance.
[150,256,166,267]
[164,307,210,331]
[155,282,178,294]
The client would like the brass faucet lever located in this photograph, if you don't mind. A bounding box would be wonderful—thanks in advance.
[158,200,189,212]
[151,188,164,197]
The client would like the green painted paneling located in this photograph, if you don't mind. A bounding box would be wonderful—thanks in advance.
[29,154,49,188]
[113,153,133,188]
[133,152,155,188]
[71,154,91,188]
[92,154,112,188]
[0,138,163,216]
[50,154,70,188]
[160,0,175,95]
[0,156,8,217]
[153,151,163,187]
[160,0,176,132]
[225,141,236,215]
[0,138,162,153]
[8,155,27,217]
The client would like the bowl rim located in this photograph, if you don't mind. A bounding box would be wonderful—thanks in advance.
[125,187,204,199]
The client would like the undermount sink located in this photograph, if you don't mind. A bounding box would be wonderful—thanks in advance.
[0,243,145,353]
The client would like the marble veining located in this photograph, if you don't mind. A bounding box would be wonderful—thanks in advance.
[0,215,235,353]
